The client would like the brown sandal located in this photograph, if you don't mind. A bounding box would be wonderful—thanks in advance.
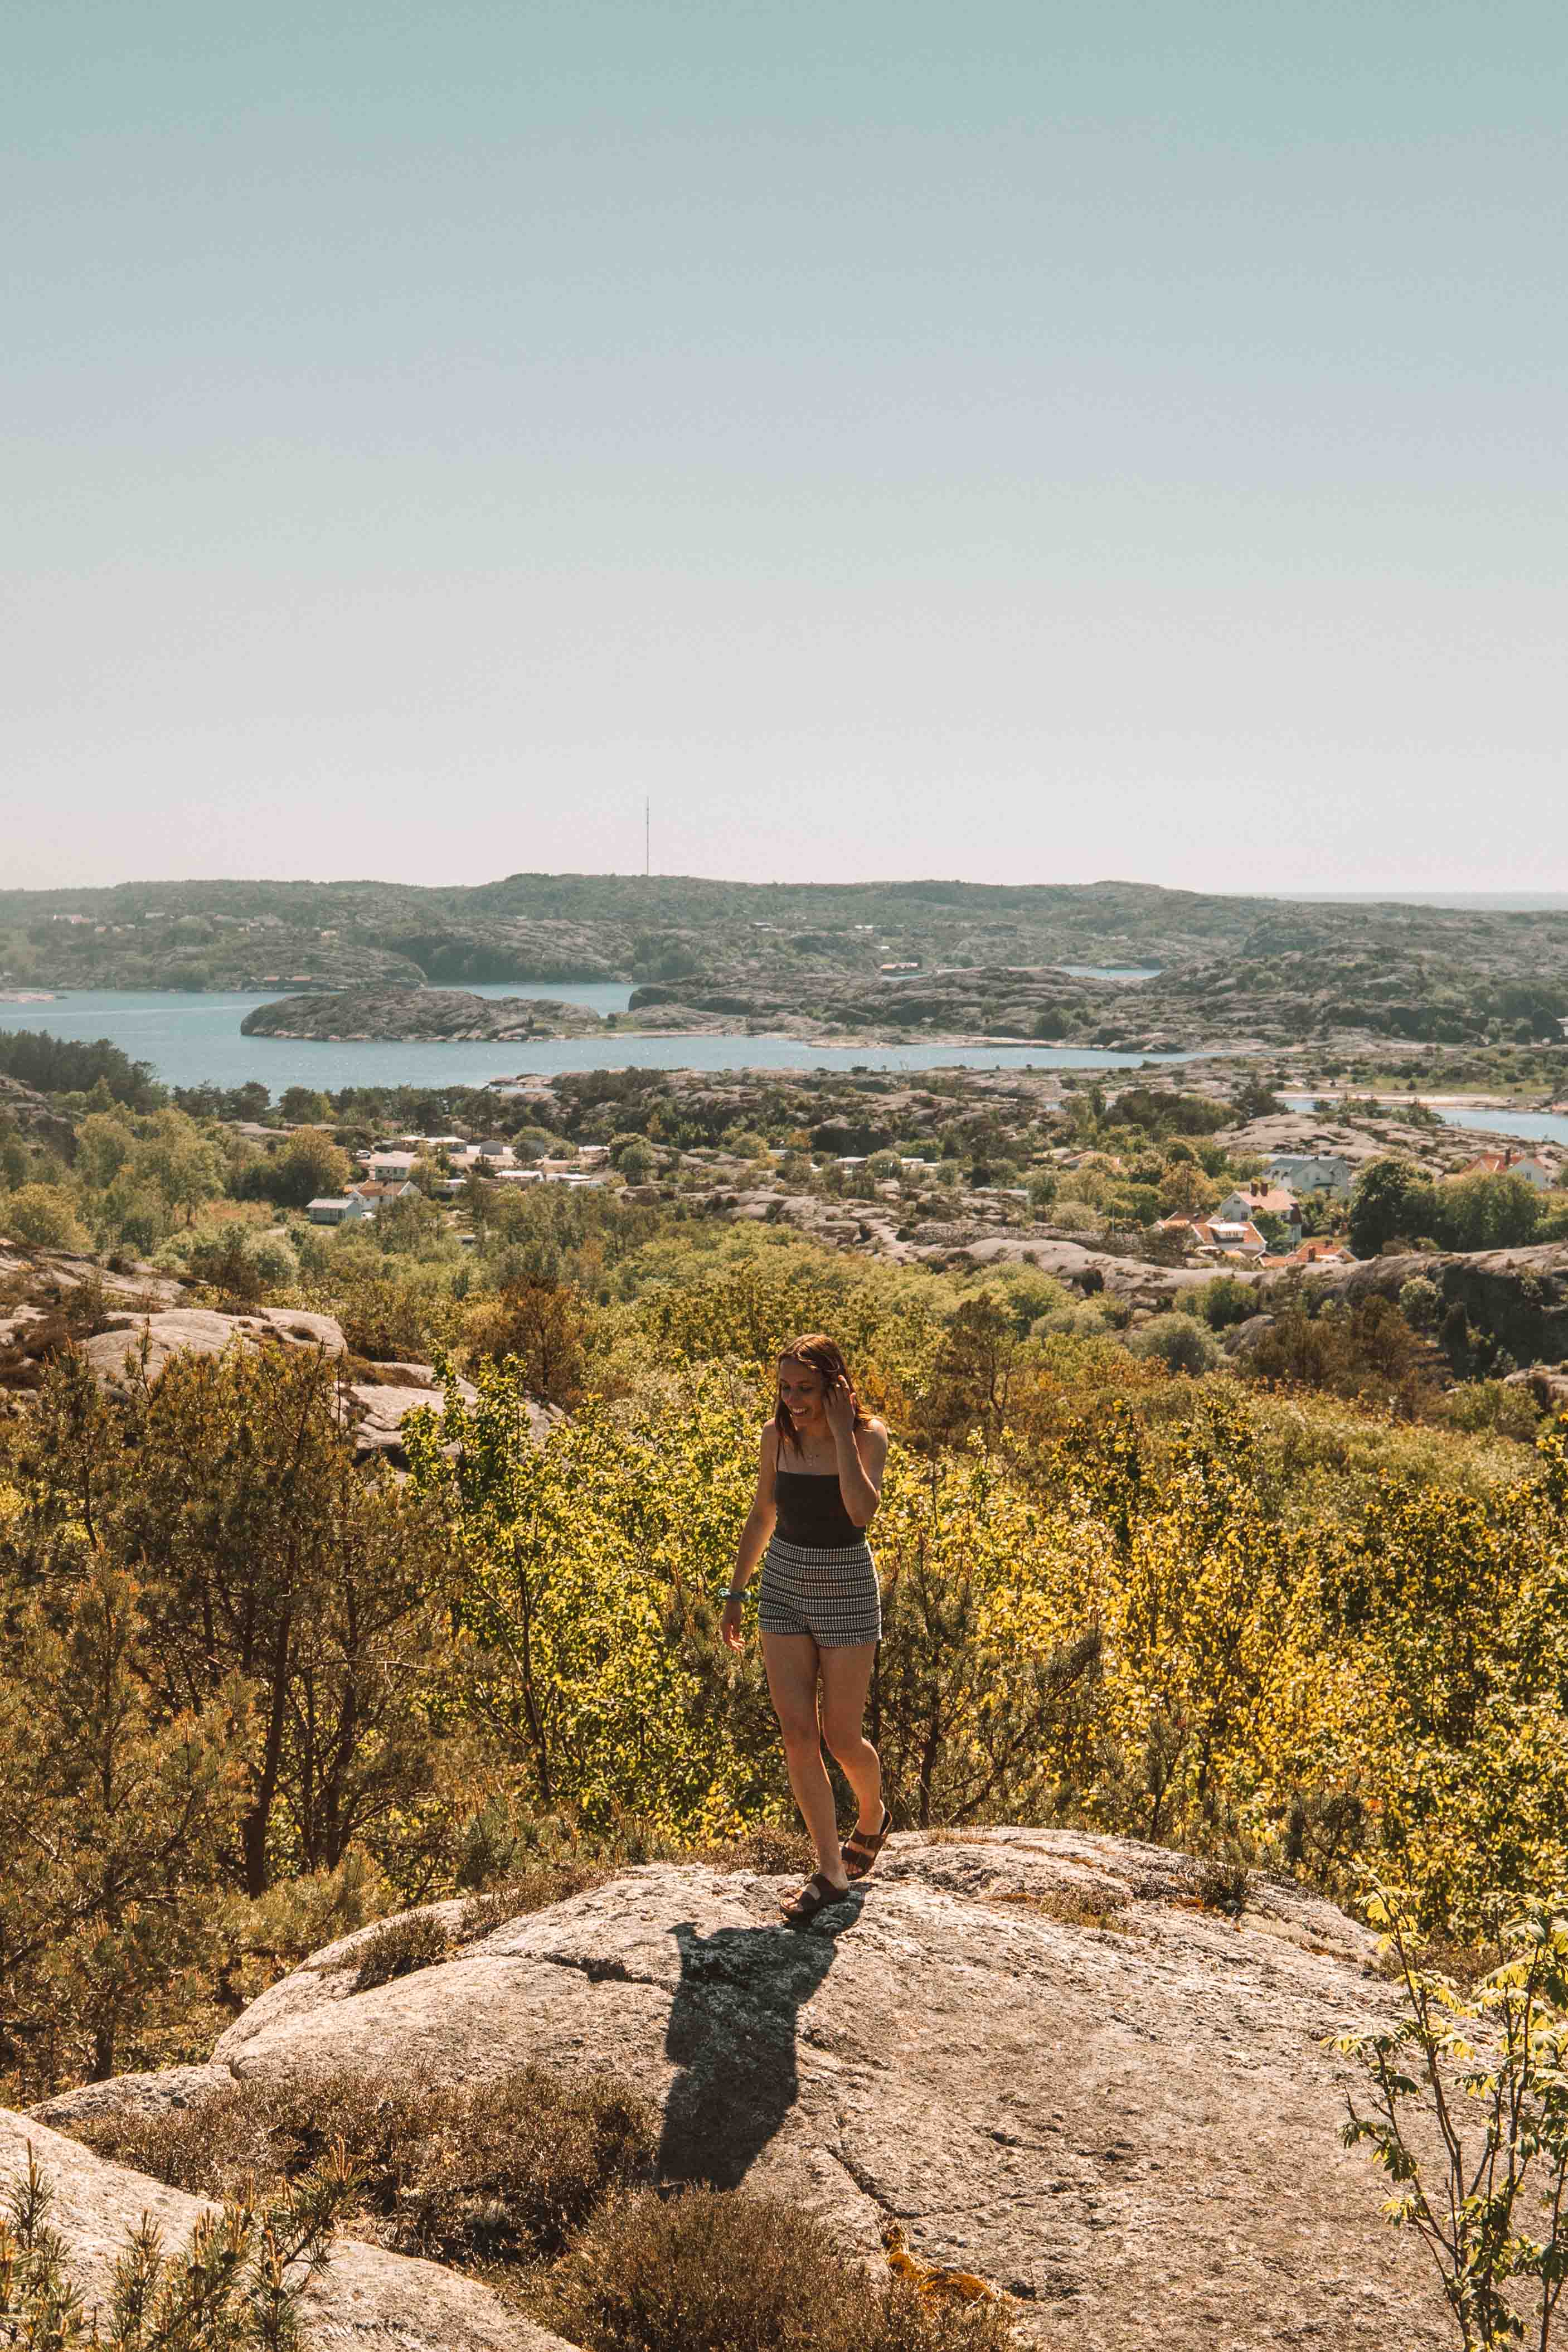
[842,1806,891,1882]
[780,1871,852,1926]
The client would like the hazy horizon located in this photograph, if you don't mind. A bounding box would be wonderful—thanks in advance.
[7,867,1568,919]
[7,2,1565,896]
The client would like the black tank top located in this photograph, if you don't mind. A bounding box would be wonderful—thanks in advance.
[774,1468,864,1548]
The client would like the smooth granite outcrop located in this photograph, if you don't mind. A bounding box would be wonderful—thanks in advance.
[35,1832,1451,2349]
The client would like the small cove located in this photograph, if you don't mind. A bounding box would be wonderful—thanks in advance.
[1283,1095,1568,1149]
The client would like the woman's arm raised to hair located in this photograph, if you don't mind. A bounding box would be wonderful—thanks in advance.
[829,1394,887,1526]
[732,1425,779,1588]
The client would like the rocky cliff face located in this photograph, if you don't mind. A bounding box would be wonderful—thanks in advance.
[31,1832,1450,2350]
[1275,1239,1568,1364]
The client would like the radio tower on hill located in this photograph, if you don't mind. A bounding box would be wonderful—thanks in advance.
[644,796,650,877]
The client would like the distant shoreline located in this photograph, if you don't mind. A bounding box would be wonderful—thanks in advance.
[254,1021,1192,1056]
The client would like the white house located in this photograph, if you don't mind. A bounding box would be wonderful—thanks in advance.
[307,1194,376,1227]
[1265,1153,1353,1199]
[1454,1148,1556,1192]
[1193,1218,1268,1258]
[1215,1184,1302,1233]
[365,1150,418,1179]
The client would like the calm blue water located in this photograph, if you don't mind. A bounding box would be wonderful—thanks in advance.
[1056,964,1162,981]
[1284,1097,1568,1148]
[3,988,1190,1094]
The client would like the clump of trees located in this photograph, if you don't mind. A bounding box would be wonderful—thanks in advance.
[1350,1157,1568,1258]
[1,1350,454,2091]
[0,1029,161,1108]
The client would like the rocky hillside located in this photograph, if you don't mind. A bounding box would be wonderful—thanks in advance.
[7,874,1566,1048]
[0,1071,77,1155]
[0,1256,521,1462]
[1250,1238,1568,1366]
[31,1832,1452,2349]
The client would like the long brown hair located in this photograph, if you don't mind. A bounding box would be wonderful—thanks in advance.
[773,1333,867,1458]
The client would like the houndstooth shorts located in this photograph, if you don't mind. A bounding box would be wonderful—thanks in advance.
[758,1535,882,1648]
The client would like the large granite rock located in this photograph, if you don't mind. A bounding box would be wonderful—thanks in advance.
[82,1305,348,1390]
[0,1074,78,1155]
[38,1834,1449,2348]
[0,2109,572,2351]
[79,1312,506,1464]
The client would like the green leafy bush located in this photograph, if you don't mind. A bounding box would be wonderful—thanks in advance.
[1194,1274,1259,1331]
[1336,1889,1568,2351]
[1128,1314,1221,1376]
[0,1184,89,1251]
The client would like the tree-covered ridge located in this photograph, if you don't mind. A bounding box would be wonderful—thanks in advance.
[3,873,1567,1048]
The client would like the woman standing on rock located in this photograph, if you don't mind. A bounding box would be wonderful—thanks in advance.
[721,1334,892,1924]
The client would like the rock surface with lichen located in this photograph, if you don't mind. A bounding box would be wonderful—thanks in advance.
[31,1831,1452,2348]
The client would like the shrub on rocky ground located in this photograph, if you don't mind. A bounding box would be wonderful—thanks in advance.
[346,1910,453,1991]
[545,2186,1012,2352]
[0,2140,353,2348]
[455,1861,611,1940]
[453,1835,812,1945]
[1127,1312,1221,1375]
[80,2064,657,2268]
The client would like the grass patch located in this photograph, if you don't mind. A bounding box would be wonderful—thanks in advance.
[988,1886,1130,1934]
[543,2185,1012,2352]
[79,2063,657,2268]
[1193,1857,1250,1918]
[456,1859,615,1942]
[346,1909,454,1991]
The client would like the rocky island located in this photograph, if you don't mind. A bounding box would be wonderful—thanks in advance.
[239,975,1188,1051]
[241,987,615,1042]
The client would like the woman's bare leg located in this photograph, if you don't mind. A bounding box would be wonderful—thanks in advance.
[762,1631,848,1886]
[818,1642,882,1836]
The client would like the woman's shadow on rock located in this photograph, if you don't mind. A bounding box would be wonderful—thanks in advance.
[657,1904,858,2189]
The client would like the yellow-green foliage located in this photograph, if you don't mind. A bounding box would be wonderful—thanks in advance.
[5,1194,1568,2109]
[0,1182,89,1251]
[628,1228,946,1412]
[405,1363,761,1836]
[401,1321,1568,1934]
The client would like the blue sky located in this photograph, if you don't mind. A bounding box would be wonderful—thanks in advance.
[5,1,1565,892]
